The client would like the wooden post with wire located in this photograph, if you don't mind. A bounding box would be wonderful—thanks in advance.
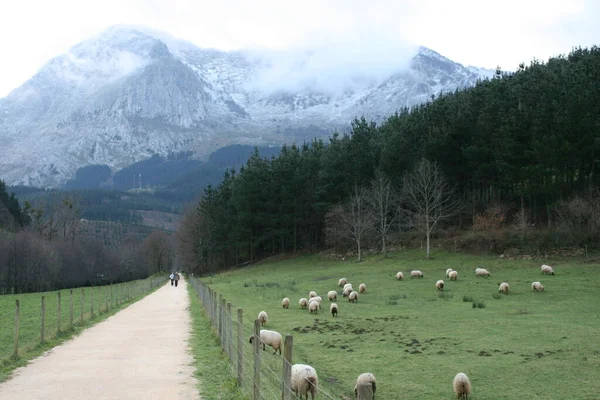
[40,296,46,344]
[220,298,226,349]
[69,289,73,329]
[237,308,243,387]
[253,319,261,400]
[227,302,233,360]
[282,335,294,400]
[12,300,20,359]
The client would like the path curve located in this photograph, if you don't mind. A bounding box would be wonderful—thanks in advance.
[0,277,200,400]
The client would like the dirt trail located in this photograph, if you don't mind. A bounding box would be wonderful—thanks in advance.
[0,278,200,400]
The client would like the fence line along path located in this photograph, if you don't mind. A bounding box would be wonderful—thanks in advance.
[0,277,200,400]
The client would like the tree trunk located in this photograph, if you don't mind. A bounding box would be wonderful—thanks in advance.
[426,231,431,259]
[357,239,362,262]
[382,235,387,257]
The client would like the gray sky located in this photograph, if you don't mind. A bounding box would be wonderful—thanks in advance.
[0,0,598,98]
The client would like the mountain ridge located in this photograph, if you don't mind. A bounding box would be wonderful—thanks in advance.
[0,26,493,187]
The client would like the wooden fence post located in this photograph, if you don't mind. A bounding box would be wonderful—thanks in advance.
[57,291,61,334]
[253,319,261,400]
[41,296,46,343]
[69,289,73,329]
[237,308,243,387]
[218,294,223,340]
[220,298,226,349]
[213,291,217,328]
[227,303,233,361]
[80,289,84,323]
[282,335,294,400]
[12,300,20,359]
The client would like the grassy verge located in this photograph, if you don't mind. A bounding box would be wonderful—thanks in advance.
[200,249,600,400]
[187,283,246,400]
[0,276,165,382]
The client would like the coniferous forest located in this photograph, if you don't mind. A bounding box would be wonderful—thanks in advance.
[179,47,600,274]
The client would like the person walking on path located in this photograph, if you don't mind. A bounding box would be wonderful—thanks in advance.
[174,272,180,287]
[169,272,175,286]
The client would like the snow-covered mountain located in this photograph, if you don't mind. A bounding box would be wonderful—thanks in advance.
[0,26,493,187]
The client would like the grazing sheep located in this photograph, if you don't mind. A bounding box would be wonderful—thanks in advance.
[258,311,268,326]
[453,372,471,399]
[475,268,491,277]
[359,283,366,293]
[532,281,544,292]
[449,270,458,281]
[330,302,338,317]
[308,300,320,313]
[291,364,318,400]
[344,283,353,291]
[541,264,555,275]
[343,287,353,297]
[446,268,454,277]
[312,296,323,304]
[249,329,283,355]
[309,291,318,299]
[436,280,445,290]
[395,271,404,280]
[327,290,337,301]
[354,373,376,400]
[410,270,424,278]
[348,291,359,302]
[338,278,347,287]
[299,298,308,309]
[282,297,290,309]
[498,282,509,294]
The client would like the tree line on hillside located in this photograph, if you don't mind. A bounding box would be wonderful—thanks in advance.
[178,46,600,274]
[0,184,177,294]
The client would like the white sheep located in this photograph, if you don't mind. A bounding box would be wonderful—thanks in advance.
[475,268,491,277]
[354,372,376,400]
[446,268,454,277]
[395,271,404,280]
[291,364,318,400]
[348,291,359,302]
[453,372,471,399]
[330,302,338,317]
[258,311,268,326]
[359,283,366,293]
[338,277,347,287]
[282,297,290,309]
[532,281,544,292]
[308,300,320,313]
[436,280,445,290]
[309,291,317,299]
[410,270,424,278]
[299,298,308,309]
[249,329,283,355]
[344,283,353,291]
[498,282,509,294]
[541,264,555,275]
[343,287,353,297]
[449,270,458,281]
[327,290,337,301]
[312,296,323,304]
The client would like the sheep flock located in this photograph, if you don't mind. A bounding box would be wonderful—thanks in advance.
[238,261,557,398]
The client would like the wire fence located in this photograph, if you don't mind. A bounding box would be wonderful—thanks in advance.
[0,275,166,365]
[189,276,343,400]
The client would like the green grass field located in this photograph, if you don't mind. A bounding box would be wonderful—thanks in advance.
[201,250,600,399]
[0,276,165,381]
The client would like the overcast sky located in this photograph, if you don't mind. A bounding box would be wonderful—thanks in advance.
[0,0,598,98]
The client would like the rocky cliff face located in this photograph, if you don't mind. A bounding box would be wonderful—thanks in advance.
[0,26,493,187]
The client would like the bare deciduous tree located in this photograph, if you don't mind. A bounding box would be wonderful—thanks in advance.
[326,185,373,262]
[402,159,459,259]
[367,169,400,256]
[143,231,175,274]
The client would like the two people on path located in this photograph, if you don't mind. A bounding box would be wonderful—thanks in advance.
[170,272,181,287]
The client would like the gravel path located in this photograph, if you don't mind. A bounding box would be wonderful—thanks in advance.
[0,278,200,400]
